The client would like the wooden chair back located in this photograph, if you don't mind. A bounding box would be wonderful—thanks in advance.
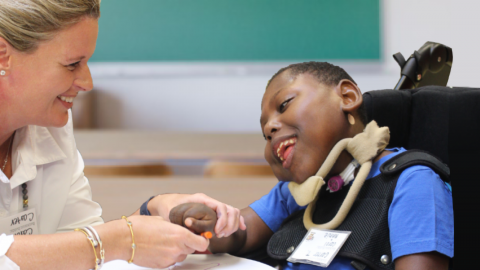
[204,161,274,177]
[84,164,173,176]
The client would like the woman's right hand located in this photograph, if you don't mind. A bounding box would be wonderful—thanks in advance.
[98,215,209,269]
[127,215,209,268]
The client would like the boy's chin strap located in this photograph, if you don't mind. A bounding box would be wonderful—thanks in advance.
[288,121,390,230]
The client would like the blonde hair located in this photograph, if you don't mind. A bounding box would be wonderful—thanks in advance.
[0,0,100,53]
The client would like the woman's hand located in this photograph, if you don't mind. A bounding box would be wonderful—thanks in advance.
[169,203,217,236]
[146,193,247,238]
[99,215,209,269]
[7,216,209,270]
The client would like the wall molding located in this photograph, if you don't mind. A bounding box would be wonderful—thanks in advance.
[89,61,385,79]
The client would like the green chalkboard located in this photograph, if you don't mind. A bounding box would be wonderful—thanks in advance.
[90,0,380,62]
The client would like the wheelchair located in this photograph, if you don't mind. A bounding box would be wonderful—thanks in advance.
[365,42,475,269]
[246,42,474,269]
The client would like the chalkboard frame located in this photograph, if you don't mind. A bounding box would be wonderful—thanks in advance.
[90,0,380,62]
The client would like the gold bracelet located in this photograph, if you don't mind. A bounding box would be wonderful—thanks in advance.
[122,216,136,264]
[75,228,100,270]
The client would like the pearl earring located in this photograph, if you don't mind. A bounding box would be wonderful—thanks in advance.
[0,70,5,76]
[348,114,355,125]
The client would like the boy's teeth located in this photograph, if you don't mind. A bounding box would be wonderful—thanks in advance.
[276,138,297,159]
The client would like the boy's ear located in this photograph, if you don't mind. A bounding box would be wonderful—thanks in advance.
[337,79,363,114]
[0,37,13,75]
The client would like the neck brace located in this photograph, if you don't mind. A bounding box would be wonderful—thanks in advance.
[288,121,390,230]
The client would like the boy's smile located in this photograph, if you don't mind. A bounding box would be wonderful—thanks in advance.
[260,71,353,184]
[272,135,297,168]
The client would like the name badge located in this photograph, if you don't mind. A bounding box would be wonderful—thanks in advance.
[0,208,39,236]
[287,228,351,268]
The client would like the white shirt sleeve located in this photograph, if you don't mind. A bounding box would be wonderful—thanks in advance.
[56,150,104,232]
[0,234,19,270]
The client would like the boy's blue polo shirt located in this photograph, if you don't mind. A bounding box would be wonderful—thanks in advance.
[250,148,453,270]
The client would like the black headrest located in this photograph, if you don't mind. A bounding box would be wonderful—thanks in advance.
[364,86,454,164]
[363,89,412,149]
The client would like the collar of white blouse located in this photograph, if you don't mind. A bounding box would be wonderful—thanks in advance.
[0,124,67,189]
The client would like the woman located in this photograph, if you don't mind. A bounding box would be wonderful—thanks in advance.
[0,1,244,269]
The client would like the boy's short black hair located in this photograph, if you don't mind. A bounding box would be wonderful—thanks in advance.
[268,61,367,125]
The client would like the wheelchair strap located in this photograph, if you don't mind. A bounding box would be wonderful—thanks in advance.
[350,260,367,270]
[380,149,450,183]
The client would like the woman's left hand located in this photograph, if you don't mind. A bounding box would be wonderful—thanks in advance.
[146,193,247,238]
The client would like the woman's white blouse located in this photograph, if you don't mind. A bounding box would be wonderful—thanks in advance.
[0,111,103,268]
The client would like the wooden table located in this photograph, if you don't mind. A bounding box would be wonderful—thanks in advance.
[74,131,267,161]
[89,176,278,222]
[103,254,276,269]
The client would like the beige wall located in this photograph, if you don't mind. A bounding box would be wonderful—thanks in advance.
[81,0,480,132]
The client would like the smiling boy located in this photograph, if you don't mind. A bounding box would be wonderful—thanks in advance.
[171,62,453,270]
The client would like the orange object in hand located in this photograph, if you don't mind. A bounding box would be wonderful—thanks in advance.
[201,231,213,239]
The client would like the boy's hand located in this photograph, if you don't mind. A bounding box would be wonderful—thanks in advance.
[170,203,217,236]
[147,193,246,238]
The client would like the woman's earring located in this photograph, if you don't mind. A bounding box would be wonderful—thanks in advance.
[0,70,5,76]
[348,114,355,125]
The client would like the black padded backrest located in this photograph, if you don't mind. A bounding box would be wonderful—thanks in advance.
[448,87,480,270]
[364,86,480,269]
[363,89,412,149]
[364,86,451,164]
